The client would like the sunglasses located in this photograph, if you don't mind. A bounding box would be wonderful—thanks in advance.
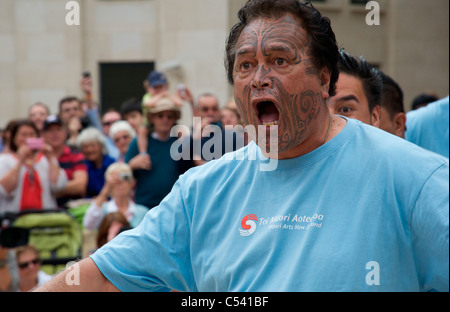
[18,258,41,269]
[200,106,219,112]
[103,120,119,127]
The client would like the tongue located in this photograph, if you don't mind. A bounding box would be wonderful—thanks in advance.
[259,102,279,123]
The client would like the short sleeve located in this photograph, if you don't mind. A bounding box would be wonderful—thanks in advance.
[90,179,196,292]
[411,161,449,292]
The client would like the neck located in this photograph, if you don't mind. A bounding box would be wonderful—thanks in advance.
[53,145,64,157]
[261,110,341,160]
[20,277,38,292]
[95,156,103,168]
[154,130,170,141]
[115,197,129,211]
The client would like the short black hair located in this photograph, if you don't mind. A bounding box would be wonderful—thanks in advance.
[225,0,340,96]
[411,94,439,111]
[9,119,40,152]
[379,71,404,119]
[58,96,80,112]
[337,49,382,113]
[120,97,142,118]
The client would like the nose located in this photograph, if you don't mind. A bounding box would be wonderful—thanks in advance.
[251,65,272,89]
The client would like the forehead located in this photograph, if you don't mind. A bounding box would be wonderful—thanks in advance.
[198,95,219,107]
[103,111,121,121]
[235,14,308,55]
[335,74,367,102]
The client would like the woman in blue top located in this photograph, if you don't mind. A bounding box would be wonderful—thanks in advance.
[77,127,115,197]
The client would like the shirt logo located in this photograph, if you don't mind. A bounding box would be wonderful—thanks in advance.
[239,214,258,236]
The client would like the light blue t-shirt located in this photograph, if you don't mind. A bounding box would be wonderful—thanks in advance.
[405,96,449,158]
[91,118,449,292]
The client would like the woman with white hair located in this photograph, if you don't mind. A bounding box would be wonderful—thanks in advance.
[77,127,115,197]
[109,121,136,163]
[83,163,148,230]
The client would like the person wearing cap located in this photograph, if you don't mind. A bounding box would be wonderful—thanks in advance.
[0,119,67,213]
[41,115,88,208]
[125,97,182,210]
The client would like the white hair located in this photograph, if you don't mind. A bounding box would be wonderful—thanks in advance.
[105,162,134,182]
[109,120,136,139]
[76,127,108,154]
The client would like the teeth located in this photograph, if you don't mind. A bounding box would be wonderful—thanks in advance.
[262,121,279,126]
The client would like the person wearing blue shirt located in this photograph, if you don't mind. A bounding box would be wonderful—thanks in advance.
[405,96,449,158]
[36,0,448,292]
[77,127,116,198]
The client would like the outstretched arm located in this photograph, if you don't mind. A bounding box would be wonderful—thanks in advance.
[34,257,120,292]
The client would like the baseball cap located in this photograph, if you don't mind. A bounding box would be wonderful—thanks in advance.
[43,115,63,130]
[147,71,168,87]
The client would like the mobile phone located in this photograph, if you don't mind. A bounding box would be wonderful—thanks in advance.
[82,71,91,78]
[26,138,44,150]
[177,84,187,96]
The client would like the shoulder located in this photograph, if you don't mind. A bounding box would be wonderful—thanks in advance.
[406,97,449,128]
[135,204,150,213]
[351,119,448,178]
[0,153,17,169]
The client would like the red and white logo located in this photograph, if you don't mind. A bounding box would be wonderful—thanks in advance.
[239,214,258,236]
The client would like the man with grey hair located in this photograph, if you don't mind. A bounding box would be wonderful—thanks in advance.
[37,0,448,292]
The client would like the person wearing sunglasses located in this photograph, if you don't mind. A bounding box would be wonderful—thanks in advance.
[16,245,52,292]
[109,121,136,163]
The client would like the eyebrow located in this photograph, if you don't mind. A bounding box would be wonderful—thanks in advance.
[335,94,359,103]
[235,46,256,57]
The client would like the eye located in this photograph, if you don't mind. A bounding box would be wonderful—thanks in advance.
[275,58,287,66]
[339,107,353,114]
[240,62,252,71]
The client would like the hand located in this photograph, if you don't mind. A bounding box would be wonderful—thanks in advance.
[129,153,152,170]
[16,145,33,164]
[176,85,194,104]
[67,117,82,135]
[41,143,55,160]
[80,76,92,94]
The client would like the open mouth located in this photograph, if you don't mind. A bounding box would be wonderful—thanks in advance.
[257,101,280,126]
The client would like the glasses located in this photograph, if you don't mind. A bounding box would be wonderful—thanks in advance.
[114,135,131,143]
[200,106,219,112]
[103,120,119,127]
[18,258,41,269]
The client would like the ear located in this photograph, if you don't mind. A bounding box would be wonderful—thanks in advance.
[318,67,332,100]
[393,112,407,138]
[371,105,381,128]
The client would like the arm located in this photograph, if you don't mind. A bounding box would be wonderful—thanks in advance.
[411,162,449,292]
[0,162,22,195]
[83,176,115,229]
[0,248,12,292]
[0,147,30,195]
[34,257,120,292]
[54,170,88,198]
